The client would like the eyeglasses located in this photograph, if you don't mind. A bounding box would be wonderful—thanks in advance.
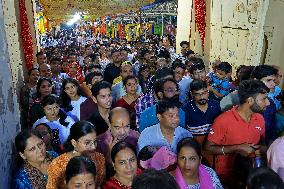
[164,88,179,93]
[192,90,209,97]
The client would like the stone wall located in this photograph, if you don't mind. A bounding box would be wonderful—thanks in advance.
[0,0,23,187]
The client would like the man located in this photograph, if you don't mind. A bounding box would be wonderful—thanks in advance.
[39,63,52,78]
[139,78,186,132]
[172,62,192,103]
[138,100,192,153]
[111,61,142,102]
[96,107,139,161]
[205,79,270,187]
[135,67,174,128]
[182,79,221,144]
[220,65,278,144]
[34,51,47,68]
[86,81,112,135]
[179,41,194,62]
[103,49,121,84]
[50,58,67,96]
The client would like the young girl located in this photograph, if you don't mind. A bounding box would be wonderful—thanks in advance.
[60,78,87,122]
[67,62,84,83]
[33,94,75,145]
[115,75,140,130]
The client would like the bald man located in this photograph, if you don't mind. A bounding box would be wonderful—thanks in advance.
[96,107,139,157]
[96,107,139,177]
[39,63,52,78]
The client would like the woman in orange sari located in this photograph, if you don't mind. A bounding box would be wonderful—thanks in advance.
[46,121,106,189]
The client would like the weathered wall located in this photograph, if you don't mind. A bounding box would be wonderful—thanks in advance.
[0,0,23,187]
[263,0,284,86]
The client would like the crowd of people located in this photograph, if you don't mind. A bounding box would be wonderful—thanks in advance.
[14,32,284,189]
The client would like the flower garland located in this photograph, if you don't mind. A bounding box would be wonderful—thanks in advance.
[19,0,34,70]
[195,0,206,49]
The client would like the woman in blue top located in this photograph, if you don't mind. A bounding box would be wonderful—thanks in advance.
[14,129,58,189]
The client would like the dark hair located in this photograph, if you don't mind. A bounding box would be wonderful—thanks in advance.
[190,79,208,92]
[177,137,201,157]
[34,122,52,134]
[216,62,232,74]
[87,64,102,72]
[132,169,179,189]
[28,68,39,76]
[36,77,53,98]
[140,48,150,58]
[110,141,136,162]
[41,94,69,126]
[154,67,174,81]
[85,72,103,85]
[188,61,205,74]
[91,81,111,97]
[122,75,138,86]
[15,129,42,153]
[64,121,96,152]
[156,47,171,59]
[238,79,269,104]
[36,51,45,57]
[50,57,62,64]
[60,78,86,112]
[65,156,97,184]
[172,62,186,71]
[247,167,284,189]
[161,77,179,92]
[156,99,180,115]
[251,65,278,80]
[180,41,189,47]
[234,65,255,86]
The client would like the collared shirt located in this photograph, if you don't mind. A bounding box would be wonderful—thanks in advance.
[137,123,192,153]
[208,72,234,98]
[135,93,157,128]
[208,106,265,177]
[96,129,140,157]
[139,105,186,133]
[33,116,75,144]
[182,99,221,136]
[178,76,192,103]
[267,136,284,179]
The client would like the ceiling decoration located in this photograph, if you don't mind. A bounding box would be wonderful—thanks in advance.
[39,0,156,20]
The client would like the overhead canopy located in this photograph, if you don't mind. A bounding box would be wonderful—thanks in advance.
[39,0,158,20]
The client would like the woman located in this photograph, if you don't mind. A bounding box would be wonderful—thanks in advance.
[172,138,223,189]
[60,78,87,122]
[65,156,97,189]
[138,64,150,94]
[14,129,58,189]
[114,75,140,130]
[34,123,62,154]
[46,121,106,189]
[29,78,53,126]
[67,62,84,83]
[33,94,75,145]
[20,68,39,128]
[102,141,141,189]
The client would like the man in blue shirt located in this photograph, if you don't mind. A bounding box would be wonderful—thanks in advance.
[139,78,186,132]
[182,79,221,145]
[137,100,192,153]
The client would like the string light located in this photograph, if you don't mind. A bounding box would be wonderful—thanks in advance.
[195,0,206,49]
[19,0,34,70]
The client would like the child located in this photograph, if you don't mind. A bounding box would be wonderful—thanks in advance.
[208,61,235,100]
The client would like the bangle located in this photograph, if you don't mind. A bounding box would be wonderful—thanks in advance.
[221,146,225,155]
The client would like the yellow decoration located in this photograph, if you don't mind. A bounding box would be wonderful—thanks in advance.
[39,0,155,21]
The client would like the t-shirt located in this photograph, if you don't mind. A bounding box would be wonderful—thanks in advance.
[68,96,87,121]
[208,106,265,178]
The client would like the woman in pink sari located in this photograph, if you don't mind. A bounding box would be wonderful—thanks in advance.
[172,138,223,189]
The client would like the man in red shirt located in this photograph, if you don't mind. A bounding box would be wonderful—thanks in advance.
[205,79,270,188]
